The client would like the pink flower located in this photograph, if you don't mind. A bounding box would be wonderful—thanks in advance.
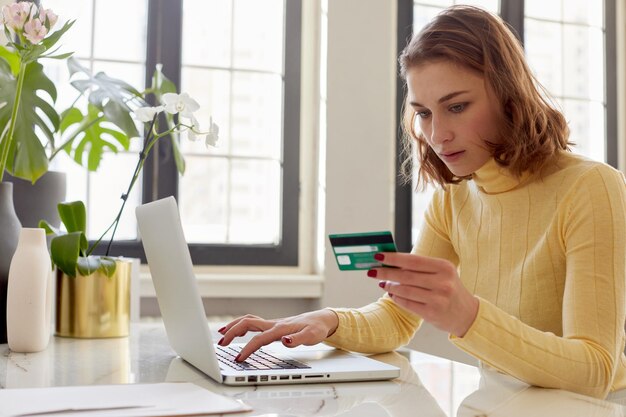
[23,17,48,44]
[38,7,58,30]
[1,2,33,31]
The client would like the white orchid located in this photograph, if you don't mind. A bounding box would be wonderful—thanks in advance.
[134,105,164,123]
[206,117,219,147]
[161,92,199,119]
[134,93,218,148]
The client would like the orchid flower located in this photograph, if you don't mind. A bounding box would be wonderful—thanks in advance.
[161,93,200,119]
[134,105,164,123]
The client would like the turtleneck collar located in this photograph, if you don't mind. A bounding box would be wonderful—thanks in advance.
[471,158,530,194]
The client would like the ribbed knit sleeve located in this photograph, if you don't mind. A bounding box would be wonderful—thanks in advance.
[451,166,626,398]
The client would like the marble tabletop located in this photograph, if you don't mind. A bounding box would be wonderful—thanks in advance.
[1,322,625,417]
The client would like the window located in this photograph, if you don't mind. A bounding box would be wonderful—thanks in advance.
[45,0,302,265]
[396,0,618,248]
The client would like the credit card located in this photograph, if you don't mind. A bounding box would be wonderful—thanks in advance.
[329,231,397,271]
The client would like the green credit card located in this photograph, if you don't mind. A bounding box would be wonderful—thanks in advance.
[329,231,397,271]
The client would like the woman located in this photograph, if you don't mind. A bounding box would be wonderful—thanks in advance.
[219,5,626,398]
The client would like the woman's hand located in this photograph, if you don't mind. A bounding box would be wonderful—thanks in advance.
[369,252,479,337]
[217,309,340,362]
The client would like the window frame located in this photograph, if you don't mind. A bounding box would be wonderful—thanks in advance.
[91,0,302,266]
[395,0,619,250]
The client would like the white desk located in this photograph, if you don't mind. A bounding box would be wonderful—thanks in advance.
[1,323,625,417]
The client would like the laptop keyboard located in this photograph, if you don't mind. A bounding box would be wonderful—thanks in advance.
[216,345,311,371]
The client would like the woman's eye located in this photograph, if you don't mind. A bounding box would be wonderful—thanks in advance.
[449,103,466,113]
[415,110,431,119]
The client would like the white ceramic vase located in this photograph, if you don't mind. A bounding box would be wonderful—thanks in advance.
[7,228,53,352]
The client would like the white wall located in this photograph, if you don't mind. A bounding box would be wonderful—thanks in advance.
[321,0,398,308]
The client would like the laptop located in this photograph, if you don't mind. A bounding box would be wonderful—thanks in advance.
[136,196,400,385]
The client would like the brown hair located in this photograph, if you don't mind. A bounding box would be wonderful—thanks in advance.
[399,5,571,189]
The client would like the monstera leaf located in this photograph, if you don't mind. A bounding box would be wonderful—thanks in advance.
[0,55,59,183]
[67,57,144,139]
[59,104,130,171]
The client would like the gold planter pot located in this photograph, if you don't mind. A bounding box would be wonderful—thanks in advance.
[56,258,131,338]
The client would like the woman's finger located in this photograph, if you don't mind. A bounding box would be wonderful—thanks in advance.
[383,282,432,304]
[220,317,276,346]
[371,267,440,289]
[375,252,452,273]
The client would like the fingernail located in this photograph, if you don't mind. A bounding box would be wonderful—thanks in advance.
[374,253,384,261]
[218,326,226,334]
[367,269,377,278]
[378,281,386,289]
[218,337,224,346]
[235,354,241,362]
[283,336,293,344]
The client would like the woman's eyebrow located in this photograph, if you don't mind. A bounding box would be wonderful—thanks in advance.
[410,90,470,107]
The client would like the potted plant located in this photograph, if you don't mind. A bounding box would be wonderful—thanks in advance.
[39,65,219,338]
[0,2,148,228]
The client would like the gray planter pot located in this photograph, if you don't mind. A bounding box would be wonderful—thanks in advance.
[6,171,67,228]
[0,182,22,344]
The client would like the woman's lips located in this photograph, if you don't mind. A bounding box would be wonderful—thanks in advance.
[439,150,465,163]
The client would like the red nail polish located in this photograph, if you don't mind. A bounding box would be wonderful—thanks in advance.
[283,336,293,344]
[374,253,384,261]
[378,281,386,289]
[367,269,377,278]
[218,326,226,333]
[218,337,224,345]
[235,354,241,362]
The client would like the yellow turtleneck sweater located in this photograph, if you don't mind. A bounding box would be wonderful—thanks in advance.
[325,151,626,399]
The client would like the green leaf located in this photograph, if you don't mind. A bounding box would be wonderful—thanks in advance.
[151,65,176,101]
[57,201,86,234]
[66,57,144,138]
[77,256,100,276]
[50,231,87,277]
[100,257,117,277]
[0,61,59,183]
[59,104,130,171]
[38,220,61,236]
[171,134,186,175]
[103,100,139,138]
[40,20,75,51]
[0,46,20,76]
[43,51,74,60]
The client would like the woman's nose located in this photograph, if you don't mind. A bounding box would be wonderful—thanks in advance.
[429,116,453,145]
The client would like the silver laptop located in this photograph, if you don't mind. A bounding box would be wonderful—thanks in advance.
[136,196,400,385]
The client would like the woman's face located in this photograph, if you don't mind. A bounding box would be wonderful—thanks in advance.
[406,60,504,177]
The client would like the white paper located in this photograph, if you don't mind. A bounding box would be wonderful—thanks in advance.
[0,382,251,417]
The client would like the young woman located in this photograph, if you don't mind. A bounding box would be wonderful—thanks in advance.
[219,5,626,398]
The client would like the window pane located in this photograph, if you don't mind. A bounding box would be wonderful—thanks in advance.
[563,25,604,101]
[525,0,561,21]
[44,0,93,58]
[524,19,563,96]
[231,72,282,159]
[180,1,286,245]
[182,0,232,68]
[93,0,148,62]
[87,152,142,240]
[563,0,603,27]
[180,157,229,244]
[228,159,281,244]
[415,0,453,6]
[562,99,605,161]
[232,0,284,73]
[44,0,148,242]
